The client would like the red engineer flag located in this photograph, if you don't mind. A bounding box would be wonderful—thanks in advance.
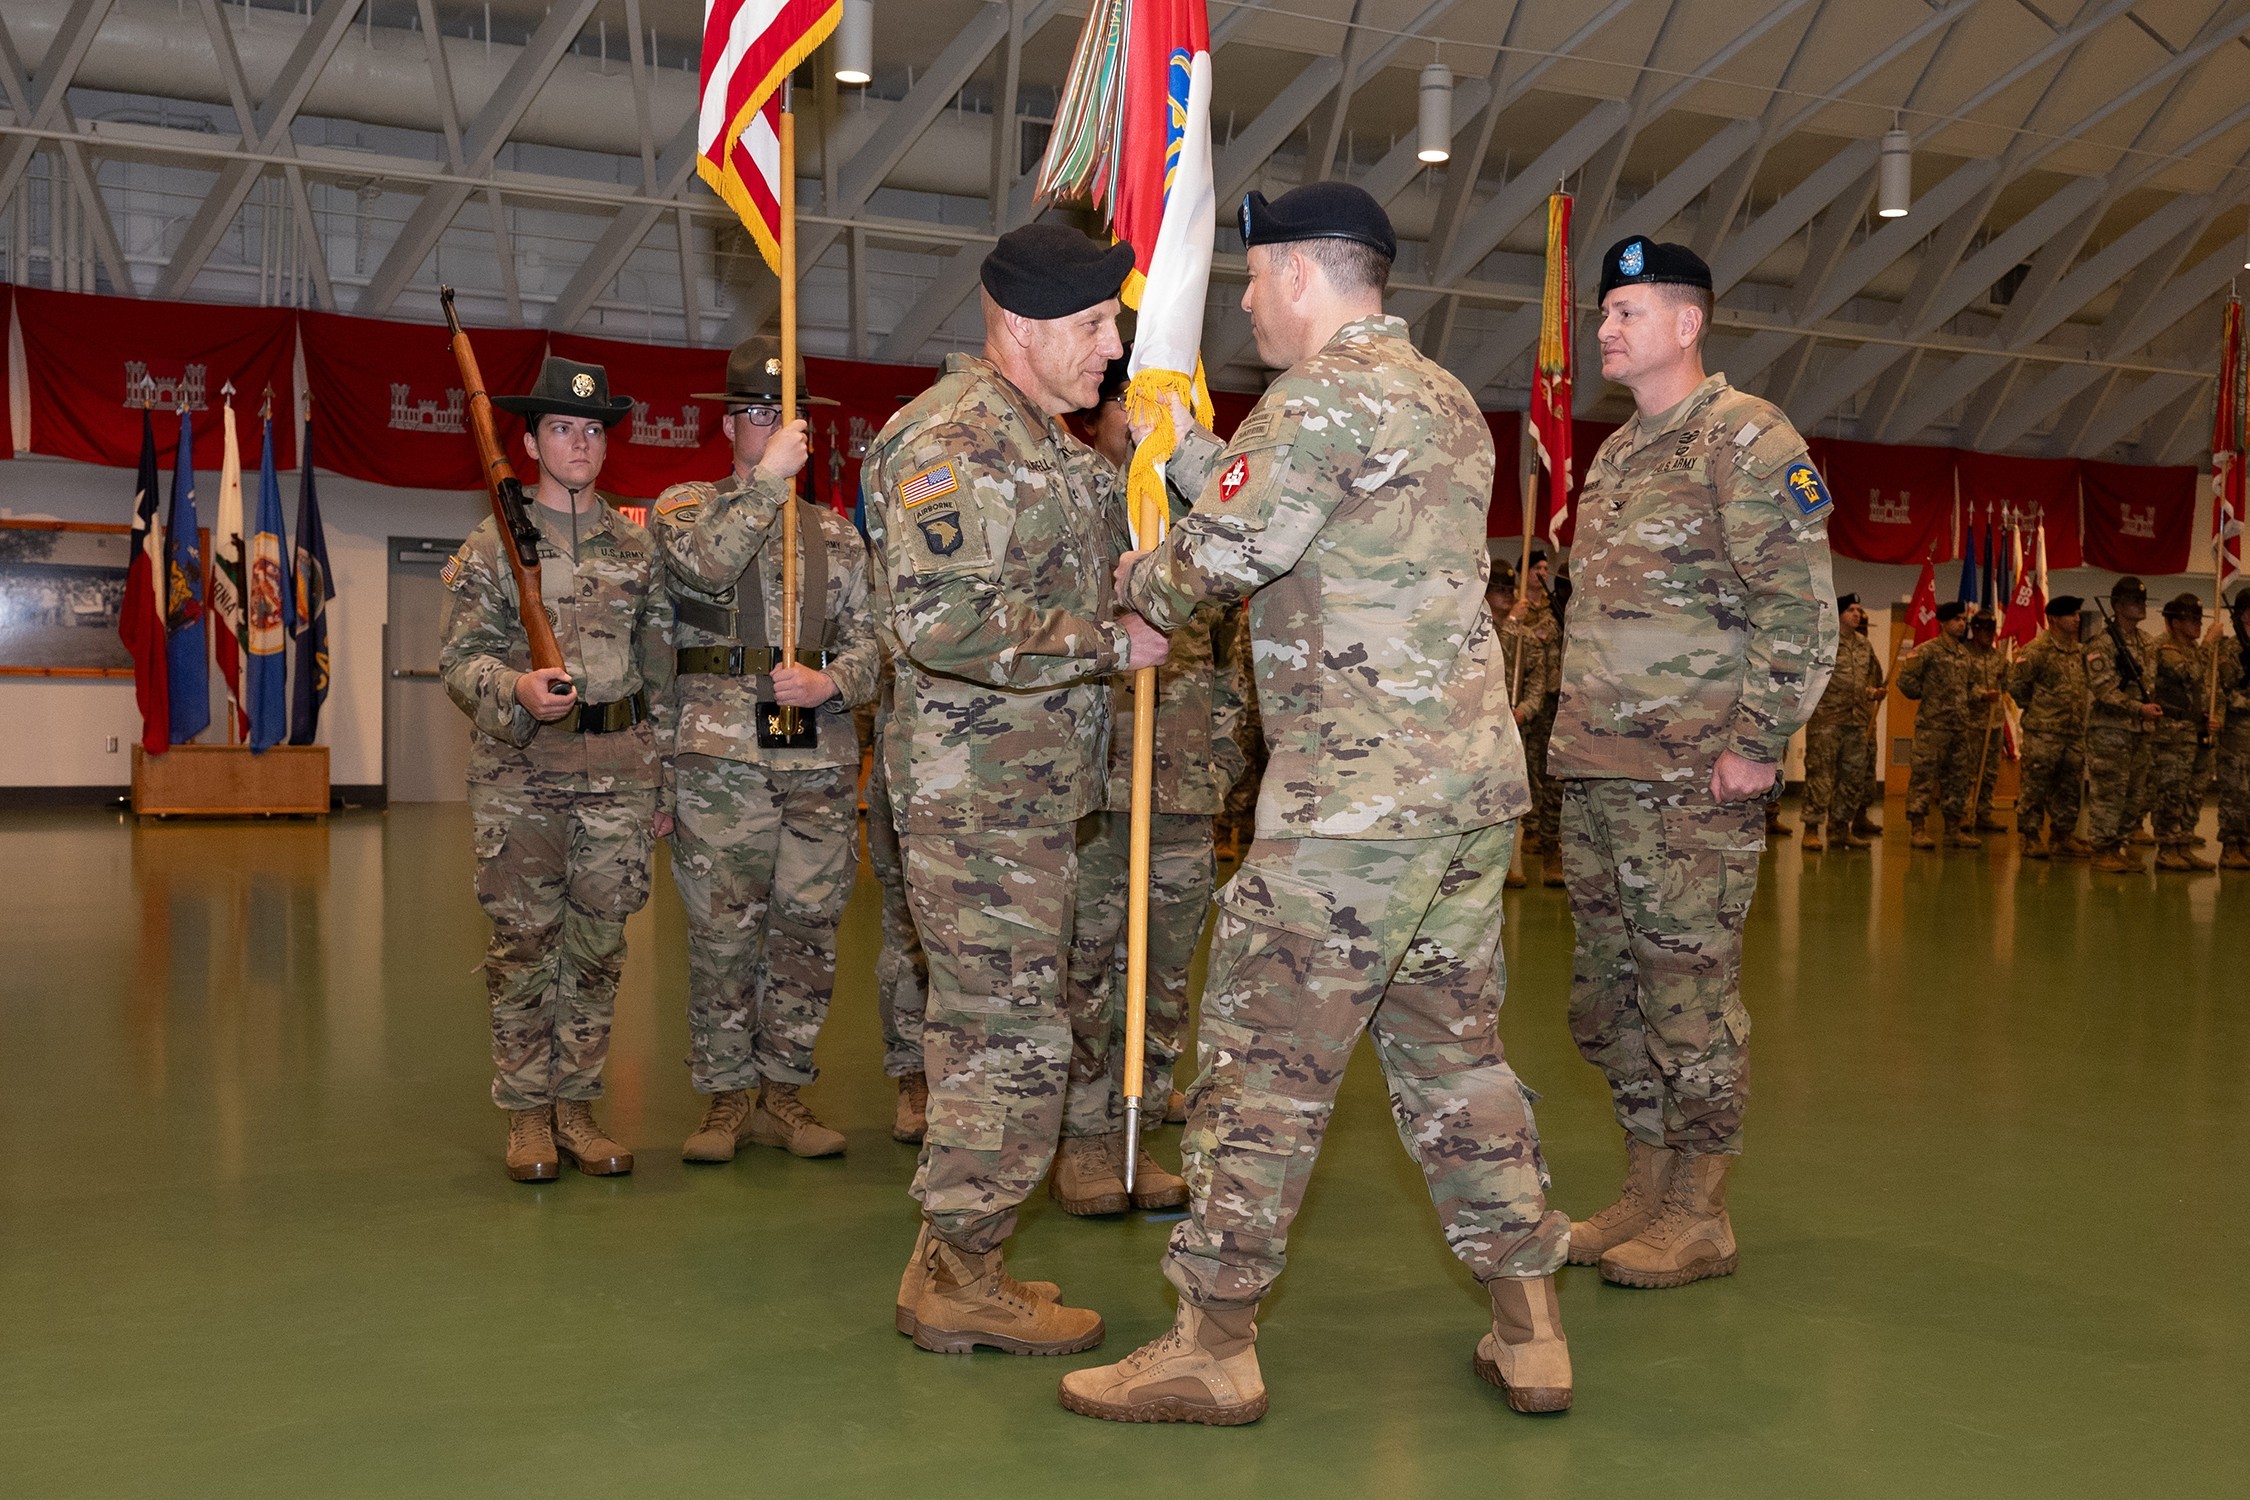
[697,0,839,271]
[1908,544,1941,645]
[2216,296,2245,593]
[1529,193,1575,545]
[119,407,169,754]
[2002,517,2048,648]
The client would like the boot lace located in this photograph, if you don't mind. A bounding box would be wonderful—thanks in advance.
[764,1087,820,1132]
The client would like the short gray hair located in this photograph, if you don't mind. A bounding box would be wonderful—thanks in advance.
[1290,236,1391,295]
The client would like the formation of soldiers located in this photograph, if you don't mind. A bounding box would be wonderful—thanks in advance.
[433,179,2241,1426]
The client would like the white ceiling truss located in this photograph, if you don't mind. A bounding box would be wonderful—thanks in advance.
[6,0,2250,462]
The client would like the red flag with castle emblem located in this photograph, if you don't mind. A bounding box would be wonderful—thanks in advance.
[301,310,543,490]
[2081,460,2196,574]
[1908,544,1941,645]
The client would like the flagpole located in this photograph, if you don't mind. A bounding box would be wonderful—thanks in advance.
[1122,485,1164,1195]
[778,83,802,740]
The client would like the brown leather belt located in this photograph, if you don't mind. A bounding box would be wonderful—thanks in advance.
[676,646,833,677]
[554,690,649,734]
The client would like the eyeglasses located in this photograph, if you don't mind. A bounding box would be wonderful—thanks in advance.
[728,405,782,427]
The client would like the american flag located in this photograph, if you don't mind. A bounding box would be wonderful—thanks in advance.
[698,0,840,270]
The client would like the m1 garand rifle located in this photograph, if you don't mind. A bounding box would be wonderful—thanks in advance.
[2092,597,2153,733]
[441,286,570,692]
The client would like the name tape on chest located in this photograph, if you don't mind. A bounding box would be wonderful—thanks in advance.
[899,461,960,508]
[1784,462,1833,517]
[1218,455,1251,502]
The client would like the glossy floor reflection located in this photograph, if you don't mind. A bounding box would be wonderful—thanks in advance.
[2,802,2243,1499]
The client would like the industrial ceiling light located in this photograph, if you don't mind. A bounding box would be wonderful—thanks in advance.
[1878,124,1912,218]
[1418,61,1453,164]
[836,0,874,85]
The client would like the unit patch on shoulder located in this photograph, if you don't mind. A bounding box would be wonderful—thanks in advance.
[900,461,960,508]
[655,490,702,523]
[1218,455,1251,502]
[1783,462,1833,517]
[440,553,463,588]
[917,510,964,555]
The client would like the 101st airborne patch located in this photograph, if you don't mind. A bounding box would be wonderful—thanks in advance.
[918,511,963,555]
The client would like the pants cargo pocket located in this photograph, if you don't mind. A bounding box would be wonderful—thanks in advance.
[1200,1112,1300,1241]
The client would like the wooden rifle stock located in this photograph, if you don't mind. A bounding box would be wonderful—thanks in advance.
[441,286,567,677]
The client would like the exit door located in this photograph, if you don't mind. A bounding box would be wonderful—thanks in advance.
[385,536,471,802]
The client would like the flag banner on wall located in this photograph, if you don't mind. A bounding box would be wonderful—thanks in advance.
[163,409,210,745]
[1810,438,1958,565]
[289,412,334,746]
[1529,193,1576,545]
[804,355,945,518]
[2217,297,2247,593]
[697,0,840,269]
[210,396,249,740]
[300,310,544,491]
[119,408,169,754]
[248,413,294,753]
[0,286,13,456]
[2080,459,2197,575]
[1956,450,2082,569]
[16,288,294,471]
[549,332,731,501]
[1480,413,1525,539]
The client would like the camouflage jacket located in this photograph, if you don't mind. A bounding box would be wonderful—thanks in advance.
[2221,638,2250,720]
[2007,629,2089,737]
[2150,634,2216,730]
[1496,610,1554,709]
[439,500,672,798]
[1896,633,1978,731]
[2085,622,2158,728]
[654,473,880,772]
[865,354,1132,832]
[1101,604,1251,816]
[1122,313,1526,839]
[1550,373,1839,781]
[1808,625,1883,730]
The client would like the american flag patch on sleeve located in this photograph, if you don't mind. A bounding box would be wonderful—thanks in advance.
[899,461,960,508]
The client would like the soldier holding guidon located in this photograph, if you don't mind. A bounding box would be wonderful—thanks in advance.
[2147,593,2222,871]
[2008,596,2092,858]
[1897,602,1987,849]
[1798,593,1884,851]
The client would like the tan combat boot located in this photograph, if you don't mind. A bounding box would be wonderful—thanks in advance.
[1909,819,1937,850]
[1504,864,1528,890]
[2131,822,2157,846]
[505,1105,559,1183]
[1566,1137,1675,1265]
[1050,1134,1131,1216]
[2156,844,2214,872]
[747,1082,846,1157]
[1541,846,1566,888]
[902,1233,1103,1356]
[1473,1276,1572,1414]
[1840,821,1872,849]
[1766,805,1793,837]
[1166,1089,1188,1124]
[1058,1301,1265,1425]
[892,1072,929,1144]
[1600,1153,1738,1289]
[682,1089,756,1164]
[895,1222,1057,1336]
[552,1099,633,1176]
[2092,845,2143,873]
[1120,1134,1189,1211]
[2058,834,2094,859]
[1947,825,1983,848]
[1799,824,1825,852]
[2023,829,2050,860]
[2221,842,2250,870]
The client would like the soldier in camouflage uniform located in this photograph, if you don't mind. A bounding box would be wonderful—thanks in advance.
[863,653,932,1141]
[1552,236,1836,1294]
[654,340,881,1163]
[2086,577,2163,873]
[1799,594,1884,850]
[1054,360,1249,1218]
[1065,182,1569,1427]
[2148,593,2221,872]
[439,357,672,1182]
[2008,596,2091,858]
[1215,602,1265,861]
[1896,602,1988,849]
[1964,613,2009,833]
[1489,561,1552,888]
[867,224,1169,1358]
[2217,590,2250,869]
[1513,550,1567,886]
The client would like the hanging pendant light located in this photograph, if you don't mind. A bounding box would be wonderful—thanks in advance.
[1418,62,1453,164]
[836,0,874,86]
[1878,126,1912,218]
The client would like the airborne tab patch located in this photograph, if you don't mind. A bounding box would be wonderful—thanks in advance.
[900,461,961,508]
[1783,462,1832,517]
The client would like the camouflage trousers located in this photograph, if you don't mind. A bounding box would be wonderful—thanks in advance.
[2147,723,2213,846]
[1906,721,1974,830]
[1162,823,1568,1310]
[1801,717,1875,828]
[908,822,1079,1253]
[2217,717,2250,844]
[1970,724,2004,824]
[2014,728,2085,842]
[469,780,656,1110]
[668,753,858,1093]
[2084,722,2154,851]
[1519,696,1561,851]
[865,751,929,1079]
[1063,809,1215,1139]
[1561,778,1758,1156]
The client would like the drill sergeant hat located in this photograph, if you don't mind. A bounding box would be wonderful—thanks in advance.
[2111,575,2148,604]
[980,224,1136,319]
[2162,591,2204,622]
[692,335,838,407]
[494,356,633,426]
[1598,236,1715,303]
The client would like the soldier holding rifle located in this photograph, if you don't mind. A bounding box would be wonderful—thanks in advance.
[2086,577,2163,873]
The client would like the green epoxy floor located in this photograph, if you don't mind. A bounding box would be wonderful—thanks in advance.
[2,802,2243,1498]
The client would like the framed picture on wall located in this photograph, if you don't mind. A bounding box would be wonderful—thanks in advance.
[0,519,135,677]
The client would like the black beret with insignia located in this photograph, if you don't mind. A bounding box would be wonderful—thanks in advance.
[1837,593,1860,612]
[1597,235,1714,303]
[981,224,1136,320]
[1936,600,1967,623]
[2046,595,2082,616]
[1238,180,1397,260]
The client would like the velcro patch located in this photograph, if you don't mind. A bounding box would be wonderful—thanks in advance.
[1230,406,1284,449]
[440,554,462,588]
[1783,462,1832,517]
[900,461,960,508]
[1218,455,1251,502]
[655,490,701,520]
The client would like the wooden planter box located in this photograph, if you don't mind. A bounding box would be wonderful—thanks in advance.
[131,744,330,817]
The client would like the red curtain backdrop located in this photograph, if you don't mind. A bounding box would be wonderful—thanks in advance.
[548,332,730,500]
[1810,437,1957,564]
[18,287,296,471]
[1481,412,1523,538]
[805,355,945,514]
[2080,459,2198,574]
[1957,450,2082,569]
[0,286,12,458]
[301,310,544,491]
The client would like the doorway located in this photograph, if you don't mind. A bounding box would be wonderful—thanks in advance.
[384,537,470,802]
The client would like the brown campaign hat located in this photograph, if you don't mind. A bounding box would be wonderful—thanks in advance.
[691,336,838,407]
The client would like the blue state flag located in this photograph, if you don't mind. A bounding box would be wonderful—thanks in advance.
[1956,516,1981,610]
[247,414,295,751]
[289,413,336,745]
[163,408,211,743]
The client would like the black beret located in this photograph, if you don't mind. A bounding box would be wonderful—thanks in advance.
[1935,600,1966,622]
[2111,575,2147,602]
[2046,595,2082,616]
[1836,593,1860,611]
[1598,235,1714,303]
[981,224,1134,319]
[2163,591,2203,620]
[1239,181,1397,260]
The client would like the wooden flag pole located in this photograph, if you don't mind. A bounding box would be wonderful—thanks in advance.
[777,94,802,738]
[1121,488,1163,1195]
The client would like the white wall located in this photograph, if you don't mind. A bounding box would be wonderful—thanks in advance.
[2,453,479,788]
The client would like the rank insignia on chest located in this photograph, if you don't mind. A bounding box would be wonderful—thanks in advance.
[1784,462,1833,517]
[1218,455,1250,502]
[900,461,960,508]
[918,510,963,555]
